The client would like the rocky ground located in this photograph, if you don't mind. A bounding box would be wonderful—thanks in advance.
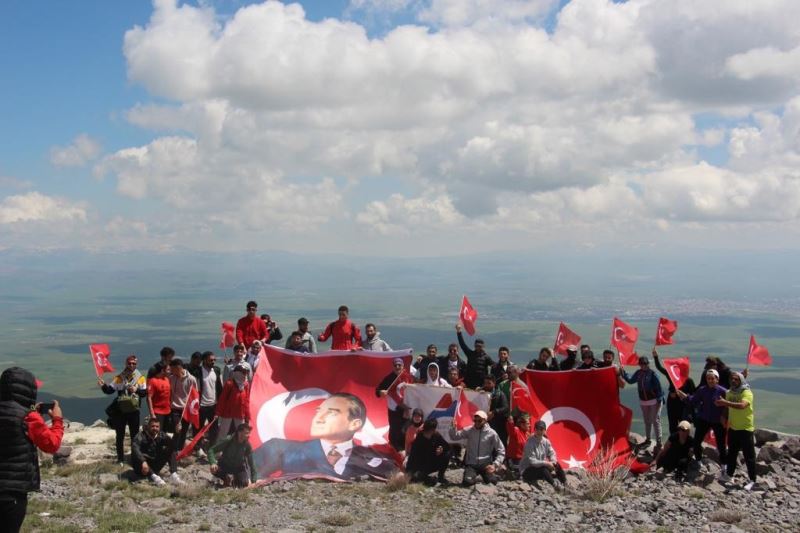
[23,422,800,532]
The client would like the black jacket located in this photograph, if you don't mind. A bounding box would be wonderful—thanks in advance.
[407,432,450,473]
[131,429,178,466]
[457,332,495,389]
[0,367,40,494]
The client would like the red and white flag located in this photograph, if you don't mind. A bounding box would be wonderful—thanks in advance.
[510,380,536,415]
[386,368,415,406]
[521,366,640,471]
[662,357,691,389]
[182,385,201,429]
[249,346,411,482]
[454,386,489,430]
[89,343,114,376]
[177,417,216,461]
[610,317,639,366]
[554,322,581,356]
[459,295,479,336]
[403,385,490,441]
[747,335,772,366]
[220,322,236,350]
[655,317,678,346]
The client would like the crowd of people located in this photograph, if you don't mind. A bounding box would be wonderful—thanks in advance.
[0,300,761,531]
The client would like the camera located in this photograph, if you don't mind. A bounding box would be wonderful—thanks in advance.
[36,402,55,414]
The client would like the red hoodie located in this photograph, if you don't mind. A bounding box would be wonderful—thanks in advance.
[216,380,250,419]
[318,319,362,350]
[506,418,529,461]
[24,411,64,454]
[236,315,268,348]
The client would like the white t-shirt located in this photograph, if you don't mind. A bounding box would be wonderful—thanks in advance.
[201,366,218,407]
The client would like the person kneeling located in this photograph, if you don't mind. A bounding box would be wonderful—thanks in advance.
[131,417,183,486]
[520,420,566,490]
[407,419,451,486]
[209,423,257,488]
[449,410,505,486]
[655,420,695,480]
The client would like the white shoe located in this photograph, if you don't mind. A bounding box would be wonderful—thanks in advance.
[718,473,732,483]
[149,473,166,486]
[169,472,185,485]
[744,481,755,491]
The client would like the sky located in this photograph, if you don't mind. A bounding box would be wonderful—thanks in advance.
[2,0,800,256]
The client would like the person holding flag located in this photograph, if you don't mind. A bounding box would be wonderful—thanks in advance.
[676,368,728,466]
[505,414,531,478]
[376,357,413,452]
[652,349,696,435]
[456,323,495,389]
[168,358,197,451]
[99,355,147,465]
[621,356,665,449]
[317,305,362,350]
[526,347,558,371]
[215,365,251,444]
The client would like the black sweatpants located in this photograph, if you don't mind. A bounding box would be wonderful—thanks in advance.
[727,429,756,482]
[656,449,690,474]
[132,452,177,477]
[408,450,451,481]
[522,464,566,486]
[113,410,141,463]
[170,409,191,451]
[0,492,27,533]
[462,463,499,486]
[387,408,405,452]
[693,418,727,465]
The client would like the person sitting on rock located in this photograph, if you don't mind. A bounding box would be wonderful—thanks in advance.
[209,423,257,488]
[131,416,183,486]
[654,420,695,480]
[406,419,451,486]
[519,420,566,490]
[449,410,505,486]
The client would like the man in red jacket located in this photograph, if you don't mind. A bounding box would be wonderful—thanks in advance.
[317,305,362,350]
[235,301,268,349]
[0,367,64,532]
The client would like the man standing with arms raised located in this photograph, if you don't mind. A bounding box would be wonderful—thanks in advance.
[456,323,495,389]
[318,306,362,350]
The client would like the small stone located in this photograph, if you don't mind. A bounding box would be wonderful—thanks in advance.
[90,419,107,428]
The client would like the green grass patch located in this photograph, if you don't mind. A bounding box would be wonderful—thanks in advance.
[320,513,354,527]
[95,510,157,532]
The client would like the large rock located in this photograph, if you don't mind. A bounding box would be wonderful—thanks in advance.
[756,445,787,463]
[781,437,800,460]
[754,428,780,447]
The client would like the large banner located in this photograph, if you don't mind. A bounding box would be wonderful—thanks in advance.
[519,366,635,470]
[402,384,490,443]
[250,346,412,482]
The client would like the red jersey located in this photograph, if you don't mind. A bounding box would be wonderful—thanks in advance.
[318,319,362,350]
[216,380,250,419]
[236,315,268,348]
[405,424,423,456]
[147,376,171,415]
[24,412,64,454]
[506,418,529,461]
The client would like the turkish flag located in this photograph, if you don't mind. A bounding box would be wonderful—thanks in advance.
[386,368,415,405]
[520,367,635,471]
[89,343,114,376]
[747,335,772,366]
[655,317,678,346]
[249,346,411,482]
[459,295,478,336]
[220,322,236,350]
[553,322,581,356]
[662,357,690,389]
[182,385,201,429]
[510,380,536,415]
[177,417,216,461]
[611,318,639,366]
[454,387,486,430]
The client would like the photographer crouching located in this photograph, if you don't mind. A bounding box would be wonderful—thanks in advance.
[0,367,64,533]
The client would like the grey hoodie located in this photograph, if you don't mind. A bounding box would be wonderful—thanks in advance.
[363,332,392,351]
[449,424,505,468]
[518,434,557,473]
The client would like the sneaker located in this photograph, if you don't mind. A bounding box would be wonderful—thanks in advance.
[744,481,755,491]
[169,472,185,485]
[718,473,732,483]
[149,473,166,486]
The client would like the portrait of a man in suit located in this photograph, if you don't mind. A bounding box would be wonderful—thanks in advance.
[253,392,398,481]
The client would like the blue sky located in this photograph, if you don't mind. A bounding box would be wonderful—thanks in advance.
[1,0,798,254]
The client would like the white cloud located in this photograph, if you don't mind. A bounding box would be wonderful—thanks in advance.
[49,134,102,168]
[72,0,800,253]
[0,192,87,224]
